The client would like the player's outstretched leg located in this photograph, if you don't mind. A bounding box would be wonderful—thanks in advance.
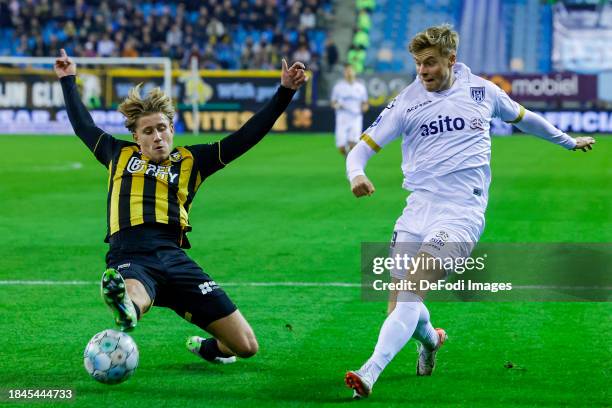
[186,336,237,364]
[416,328,447,376]
[345,267,443,398]
[101,268,137,331]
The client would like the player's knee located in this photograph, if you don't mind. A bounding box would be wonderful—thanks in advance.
[234,335,259,358]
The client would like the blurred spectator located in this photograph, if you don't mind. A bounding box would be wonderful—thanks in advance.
[64,21,76,39]
[33,34,48,57]
[166,24,183,48]
[285,3,301,30]
[253,40,275,69]
[201,45,221,69]
[97,33,114,57]
[122,38,139,58]
[280,42,292,62]
[324,38,339,72]
[182,44,201,68]
[83,35,96,57]
[206,16,225,38]
[15,34,28,56]
[240,36,255,69]
[300,7,316,30]
[293,43,312,66]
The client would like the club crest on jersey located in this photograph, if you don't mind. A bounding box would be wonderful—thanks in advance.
[169,151,183,162]
[470,87,485,103]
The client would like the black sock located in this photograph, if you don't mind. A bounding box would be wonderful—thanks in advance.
[133,303,141,320]
[199,338,233,361]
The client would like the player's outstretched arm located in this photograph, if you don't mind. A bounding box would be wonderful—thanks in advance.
[55,49,118,166]
[217,59,306,162]
[347,141,376,197]
[192,60,307,179]
[513,108,596,152]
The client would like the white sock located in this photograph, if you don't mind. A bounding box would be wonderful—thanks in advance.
[360,293,423,383]
[412,303,439,350]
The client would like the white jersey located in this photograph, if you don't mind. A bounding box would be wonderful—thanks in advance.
[331,80,368,118]
[361,63,523,209]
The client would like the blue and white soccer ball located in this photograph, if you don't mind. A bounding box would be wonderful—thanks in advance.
[83,329,139,384]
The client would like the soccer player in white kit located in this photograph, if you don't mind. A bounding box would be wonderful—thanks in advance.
[344,24,595,399]
[331,64,369,155]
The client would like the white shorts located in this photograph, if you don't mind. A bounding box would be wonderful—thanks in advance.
[389,190,486,279]
[335,115,363,148]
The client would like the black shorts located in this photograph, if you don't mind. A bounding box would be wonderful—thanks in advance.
[105,246,237,329]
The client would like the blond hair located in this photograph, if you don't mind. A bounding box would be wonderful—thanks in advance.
[117,84,175,132]
[408,24,459,57]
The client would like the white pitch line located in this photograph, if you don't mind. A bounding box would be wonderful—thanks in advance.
[0,280,610,290]
[25,162,83,172]
[0,280,94,285]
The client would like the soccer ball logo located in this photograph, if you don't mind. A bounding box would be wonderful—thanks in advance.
[83,329,139,384]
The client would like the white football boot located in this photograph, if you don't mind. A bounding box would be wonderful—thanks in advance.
[416,328,447,376]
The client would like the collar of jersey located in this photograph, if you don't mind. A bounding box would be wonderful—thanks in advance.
[138,150,175,165]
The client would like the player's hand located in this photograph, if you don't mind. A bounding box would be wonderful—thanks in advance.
[54,48,76,78]
[351,175,375,197]
[281,59,308,90]
[572,136,595,152]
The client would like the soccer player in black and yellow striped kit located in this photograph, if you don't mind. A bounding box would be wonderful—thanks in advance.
[55,49,307,363]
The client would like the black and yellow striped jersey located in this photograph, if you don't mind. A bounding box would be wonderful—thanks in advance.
[60,75,296,248]
[101,141,203,238]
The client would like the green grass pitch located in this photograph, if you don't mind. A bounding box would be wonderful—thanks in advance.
[0,134,610,407]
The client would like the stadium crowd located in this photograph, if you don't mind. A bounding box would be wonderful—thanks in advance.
[0,0,334,71]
